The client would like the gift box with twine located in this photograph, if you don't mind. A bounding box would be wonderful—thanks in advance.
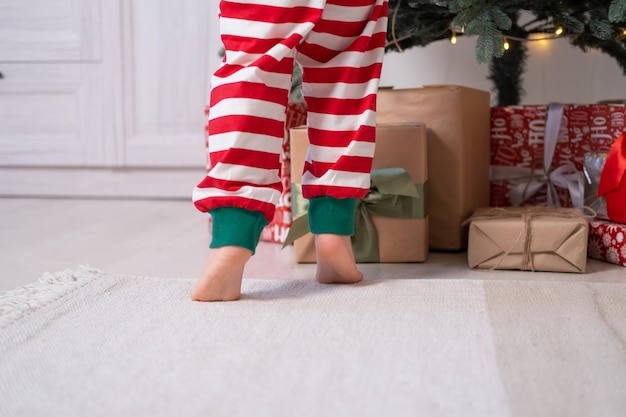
[467,206,588,273]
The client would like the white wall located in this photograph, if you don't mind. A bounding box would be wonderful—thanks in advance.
[207,2,221,99]
[379,36,626,105]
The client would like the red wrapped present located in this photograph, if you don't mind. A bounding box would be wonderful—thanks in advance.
[490,103,626,208]
[598,133,626,224]
[588,219,626,266]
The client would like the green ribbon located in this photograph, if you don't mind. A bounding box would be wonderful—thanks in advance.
[283,168,428,262]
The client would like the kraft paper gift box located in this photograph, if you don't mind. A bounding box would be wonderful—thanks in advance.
[376,85,491,250]
[287,123,429,263]
[467,207,588,273]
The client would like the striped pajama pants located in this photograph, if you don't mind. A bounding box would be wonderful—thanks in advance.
[193,0,389,252]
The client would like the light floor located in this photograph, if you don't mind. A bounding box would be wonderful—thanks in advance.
[1,197,625,292]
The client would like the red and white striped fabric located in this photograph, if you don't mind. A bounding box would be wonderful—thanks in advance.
[193,0,389,222]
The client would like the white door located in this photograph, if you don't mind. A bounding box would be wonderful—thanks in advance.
[0,0,220,197]
[0,0,112,166]
[120,0,217,167]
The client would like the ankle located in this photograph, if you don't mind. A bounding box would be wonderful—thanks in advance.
[210,245,252,264]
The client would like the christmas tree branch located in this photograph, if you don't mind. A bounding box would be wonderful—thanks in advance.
[386,0,626,104]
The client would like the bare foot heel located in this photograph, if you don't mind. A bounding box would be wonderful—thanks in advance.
[191,246,252,302]
[315,234,363,284]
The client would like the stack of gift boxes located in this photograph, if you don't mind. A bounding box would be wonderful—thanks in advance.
[255,85,626,273]
[284,85,492,263]
[488,103,626,270]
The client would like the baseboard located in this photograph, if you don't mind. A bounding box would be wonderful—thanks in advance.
[0,167,206,200]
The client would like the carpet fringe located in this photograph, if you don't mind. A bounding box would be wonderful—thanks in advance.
[0,265,103,328]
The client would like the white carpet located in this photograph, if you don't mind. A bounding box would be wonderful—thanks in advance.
[1,267,625,417]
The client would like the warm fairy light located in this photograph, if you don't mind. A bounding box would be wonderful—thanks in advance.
[555,27,564,36]
[450,32,457,44]
[503,39,510,50]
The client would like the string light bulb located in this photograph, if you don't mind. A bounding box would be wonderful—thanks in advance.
[503,38,510,51]
[450,32,457,44]
[555,26,564,36]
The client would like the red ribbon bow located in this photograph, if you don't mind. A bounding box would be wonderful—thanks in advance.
[598,132,626,223]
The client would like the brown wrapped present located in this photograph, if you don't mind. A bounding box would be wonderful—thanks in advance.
[467,207,588,273]
[288,123,429,263]
[376,85,491,250]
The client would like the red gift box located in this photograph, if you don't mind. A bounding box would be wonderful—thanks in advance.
[490,104,626,208]
[588,219,626,266]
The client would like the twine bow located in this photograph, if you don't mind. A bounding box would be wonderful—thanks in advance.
[284,168,427,262]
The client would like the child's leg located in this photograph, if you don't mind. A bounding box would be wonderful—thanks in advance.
[192,1,326,301]
[296,0,389,283]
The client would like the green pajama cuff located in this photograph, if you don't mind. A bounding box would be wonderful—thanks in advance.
[209,207,268,254]
[308,196,357,236]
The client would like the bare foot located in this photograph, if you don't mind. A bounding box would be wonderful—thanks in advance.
[315,234,363,284]
[191,246,252,302]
